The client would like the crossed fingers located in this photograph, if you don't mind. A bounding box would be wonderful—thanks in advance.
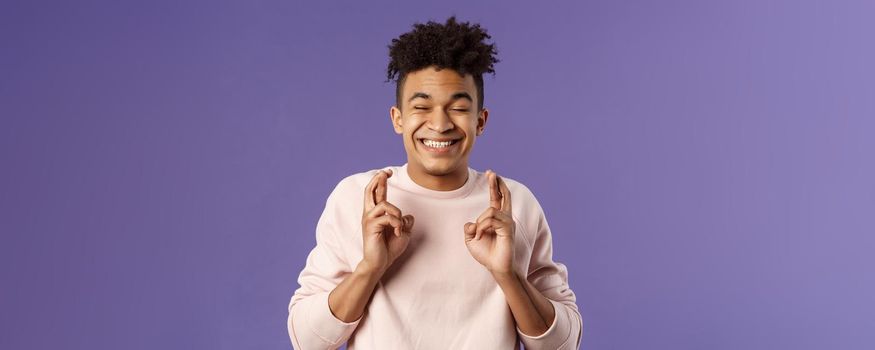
[362,169,412,236]
[466,169,514,240]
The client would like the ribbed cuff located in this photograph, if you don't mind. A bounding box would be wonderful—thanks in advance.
[294,291,362,346]
[517,299,573,349]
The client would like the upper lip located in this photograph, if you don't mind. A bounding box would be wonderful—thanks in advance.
[418,137,461,142]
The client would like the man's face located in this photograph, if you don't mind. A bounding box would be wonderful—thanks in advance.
[390,66,489,177]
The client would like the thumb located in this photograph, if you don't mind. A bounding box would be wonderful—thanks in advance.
[402,214,415,232]
[464,222,476,241]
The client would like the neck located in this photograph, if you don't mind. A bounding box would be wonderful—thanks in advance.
[406,162,469,191]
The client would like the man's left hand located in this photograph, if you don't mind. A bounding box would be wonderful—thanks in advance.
[464,170,516,275]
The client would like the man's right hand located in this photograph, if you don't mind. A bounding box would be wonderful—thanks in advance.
[360,169,414,275]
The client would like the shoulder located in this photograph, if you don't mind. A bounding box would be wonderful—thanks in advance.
[494,174,542,213]
[327,166,391,200]
[316,167,391,236]
[492,174,547,244]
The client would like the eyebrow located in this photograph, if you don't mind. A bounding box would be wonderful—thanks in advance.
[407,91,473,104]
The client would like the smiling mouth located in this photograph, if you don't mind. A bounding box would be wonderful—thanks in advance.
[418,138,460,153]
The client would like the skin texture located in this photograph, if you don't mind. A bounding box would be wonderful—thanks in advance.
[389,65,488,191]
[327,66,556,337]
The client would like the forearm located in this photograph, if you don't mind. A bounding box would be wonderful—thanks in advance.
[328,261,383,322]
[493,271,556,336]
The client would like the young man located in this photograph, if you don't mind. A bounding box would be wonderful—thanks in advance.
[287,17,582,349]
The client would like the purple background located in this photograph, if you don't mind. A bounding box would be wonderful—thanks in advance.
[2,1,874,349]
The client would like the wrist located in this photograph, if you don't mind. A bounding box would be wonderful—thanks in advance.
[355,260,386,281]
[491,269,520,286]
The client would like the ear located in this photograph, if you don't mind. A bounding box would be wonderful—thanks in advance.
[390,105,403,134]
[476,107,489,136]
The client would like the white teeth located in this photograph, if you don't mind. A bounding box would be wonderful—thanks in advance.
[422,139,455,148]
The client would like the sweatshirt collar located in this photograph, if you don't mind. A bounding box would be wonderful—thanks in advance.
[389,162,480,199]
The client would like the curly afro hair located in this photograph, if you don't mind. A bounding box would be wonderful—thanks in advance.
[386,16,499,111]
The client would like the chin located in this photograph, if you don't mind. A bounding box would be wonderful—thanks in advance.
[422,164,456,176]
[413,157,458,175]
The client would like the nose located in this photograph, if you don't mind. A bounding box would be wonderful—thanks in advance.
[427,110,454,133]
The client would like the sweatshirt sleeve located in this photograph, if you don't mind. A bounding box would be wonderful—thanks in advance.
[516,193,583,350]
[287,181,362,350]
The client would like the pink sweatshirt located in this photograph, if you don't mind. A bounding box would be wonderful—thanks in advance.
[287,163,582,349]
